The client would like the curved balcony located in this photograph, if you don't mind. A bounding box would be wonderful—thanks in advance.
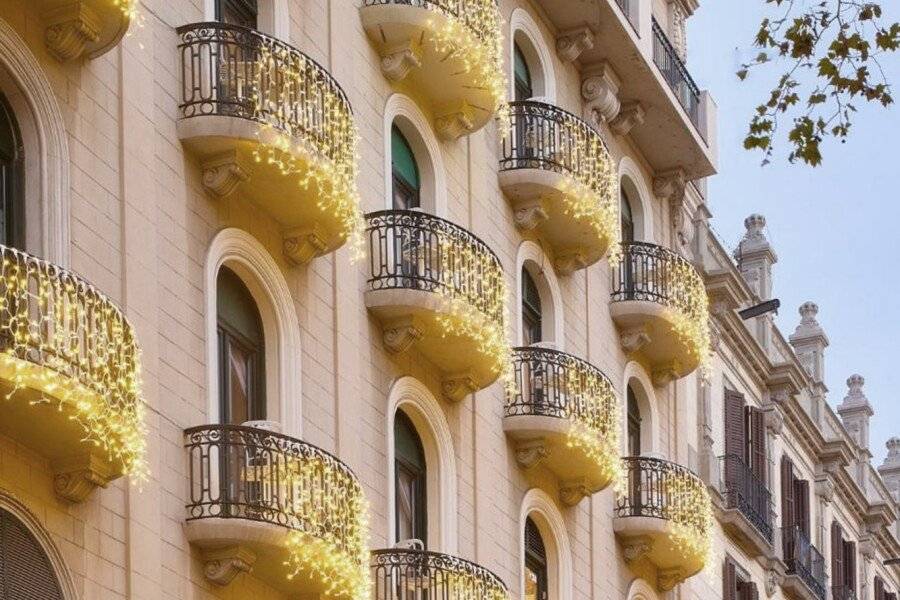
[34,0,132,61]
[503,346,620,505]
[360,0,503,139]
[371,548,509,600]
[0,245,145,502]
[177,23,361,264]
[365,210,507,401]
[781,526,827,600]
[609,242,710,385]
[614,456,712,591]
[499,101,619,274]
[184,425,369,595]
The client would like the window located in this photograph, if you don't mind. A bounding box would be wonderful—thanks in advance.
[394,410,427,545]
[514,43,533,101]
[780,455,810,564]
[831,523,856,600]
[216,0,258,27]
[620,188,635,243]
[724,557,759,600]
[217,266,266,425]
[723,390,766,484]
[391,125,420,210]
[0,93,23,248]
[522,268,542,345]
[524,517,548,600]
[626,385,641,456]
[0,508,64,599]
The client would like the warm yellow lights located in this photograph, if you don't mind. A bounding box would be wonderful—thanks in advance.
[665,256,712,376]
[563,363,622,487]
[0,246,147,479]
[662,465,714,563]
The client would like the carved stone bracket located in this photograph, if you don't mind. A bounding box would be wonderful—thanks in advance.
[652,362,681,387]
[581,62,621,125]
[380,41,422,81]
[202,546,257,586]
[762,403,785,436]
[43,4,101,62]
[512,198,549,231]
[620,535,652,563]
[654,169,691,250]
[435,102,476,140]
[814,475,835,504]
[201,150,251,199]
[610,102,646,136]
[283,226,328,265]
[515,439,550,469]
[381,317,424,354]
[859,537,877,561]
[658,567,686,591]
[52,453,115,503]
[556,27,594,63]
[764,562,785,597]
[554,249,588,276]
[442,371,478,402]
[559,478,591,506]
[620,326,651,354]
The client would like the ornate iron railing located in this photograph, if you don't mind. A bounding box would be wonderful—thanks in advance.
[371,548,509,600]
[833,586,857,600]
[651,17,700,128]
[0,244,144,472]
[361,0,501,51]
[616,456,712,545]
[365,210,505,325]
[176,22,355,168]
[184,424,367,563]
[719,454,774,544]
[781,526,827,600]
[506,345,618,434]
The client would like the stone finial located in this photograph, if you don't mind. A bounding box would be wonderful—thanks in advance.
[878,437,900,502]
[839,375,871,411]
[837,374,873,451]
[789,301,829,383]
[734,214,777,300]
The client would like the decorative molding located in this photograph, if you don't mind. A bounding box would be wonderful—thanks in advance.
[200,150,250,198]
[515,440,550,469]
[520,489,574,600]
[653,169,688,204]
[52,453,115,503]
[581,62,621,125]
[556,27,594,63]
[380,41,422,81]
[282,226,327,265]
[658,567,686,591]
[202,546,257,586]
[764,562,785,597]
[620,326,651,354]
[559,478,591,506]
[442,371,478,402]
[43,4,101,62]
[434,102,475,140]
[762,403,785,436]
[621,536,652,563]
[610,102,645,136]
[381,317,424,354]
[554,249,588,276]
[513,199,549,231]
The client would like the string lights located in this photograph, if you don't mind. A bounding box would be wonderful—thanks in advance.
[665,255,712,376]
[661,463,714,564]
[0,245,147,480]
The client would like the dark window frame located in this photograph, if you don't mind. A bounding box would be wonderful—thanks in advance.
[391,125,421,210]
[215,0,258,28]
[394,410,428,546]
[521,268,543,345]
[513,42,534,101]
[0,92,25,249]
[524,516,548,600]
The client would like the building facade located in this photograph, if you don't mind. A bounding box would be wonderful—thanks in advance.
[0,0,897,599]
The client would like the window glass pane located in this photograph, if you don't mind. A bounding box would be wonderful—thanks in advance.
[217,0,258,27]
[396,465,415,542]
[525,566,540,600]
[514,43,533,100]
[522,268,543,343]
[227,340,251,424]
[0,93,22,248]
[394,411,427,544]
[627,385,641,455]
[621,188,635,243]
[391,125,420,190]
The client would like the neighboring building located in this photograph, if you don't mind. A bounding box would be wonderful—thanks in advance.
[0,0,896,599]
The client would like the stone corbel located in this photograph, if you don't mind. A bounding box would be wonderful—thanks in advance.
[202,546,257,586]
[620,325,651,354]
[512,198,549,231]
[652,362,681,387]
[554,249,588,276]
[764,564,784,597]
[556,27,594,63]
[52,453,115,503]
[43,4,101,62]
[609,102,646,136]
[435,101,476,140]
[201,150,251,199]
[621,536,652,563]
[380,40,422,81]
[559,478,591,506]
[653,169,691,250]
[581,62,621,126]
[515,439,550,469]
[859,537,877,561]
[814,475,835,504]
[381,316,424,354]
[762,403,785,437]
[658,567,686,591]
[442,371,478,402]
[283,226,328,265]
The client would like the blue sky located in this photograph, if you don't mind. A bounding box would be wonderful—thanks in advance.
[688,3,900,465]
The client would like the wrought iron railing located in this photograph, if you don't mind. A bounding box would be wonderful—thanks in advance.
[719,454,774,544]
[184,424,367,563]
[616,456,712,544]
[500,100,615,194]
[361,0,501,51]
[506,346,618,436]
[832,586,857,600]
[176,22,355,168]
[371,548,509,600]
[0,244,144,471]
[781,525,827,600]
[365,210,505,325]
[651,17,700,128]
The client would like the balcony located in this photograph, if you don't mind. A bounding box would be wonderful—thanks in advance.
[529,0,715,179]
[498,102,619,274]
[184,425,369,595]
[360,0,504,139]
[0,245,145,502]
[833,587,858,600]
[614,456,712,591]
[176,22,362,264]
[371,548,509,600]
[365,210,507,401]
[503,346,620,505]
[716,454,775,557]
[609,242,710,385]
[780,526,827,600]
[31,0,133,61]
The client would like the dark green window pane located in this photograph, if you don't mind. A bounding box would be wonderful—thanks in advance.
[391,125,420,190]
[514,43,533,100]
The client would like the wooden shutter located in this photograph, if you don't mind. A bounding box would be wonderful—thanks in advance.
[831,522,844,590]
[842,540,856,591]
[795,479,810,536]
[725,390,747,487]
[747,582,760,600]
[749,407,767,484]
[724,557,738,600]
[0,508,64,600]
[781,456,795,530]
[875,577,885,600]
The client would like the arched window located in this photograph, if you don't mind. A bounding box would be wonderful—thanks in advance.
[395,410,427,546]
[217,266,266,425]
[627,384,641,456]
[0,508,64,599]
[0,92,23,248]
[216,0,258,27]
[522,267,543,345]
[525,516,548,600]
[620,187,635,243]
[391,124,420,210]
[514,42,533,101]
